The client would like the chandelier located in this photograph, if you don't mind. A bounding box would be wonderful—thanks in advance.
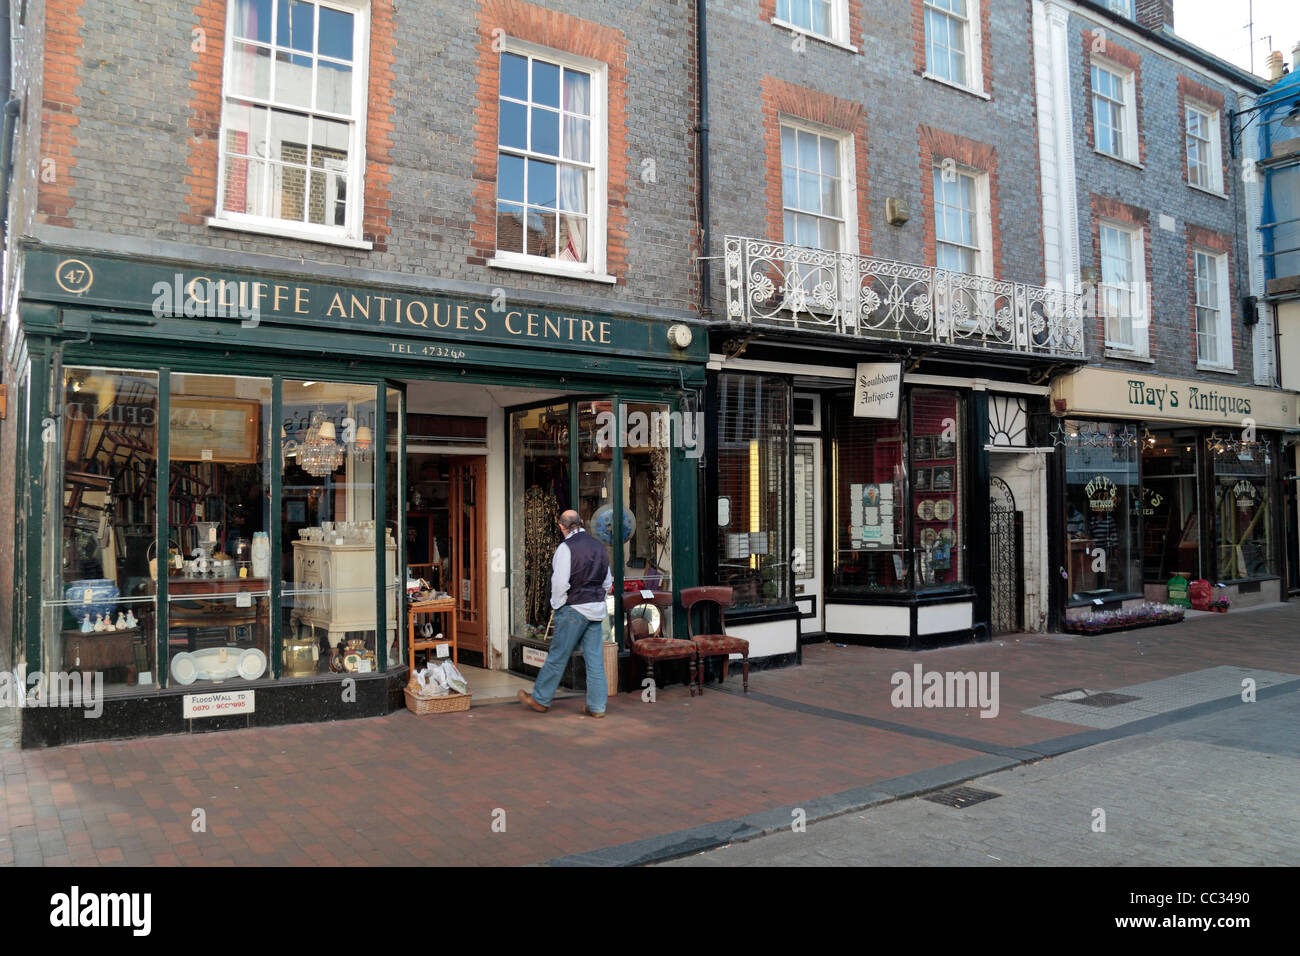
[300,410,344,477]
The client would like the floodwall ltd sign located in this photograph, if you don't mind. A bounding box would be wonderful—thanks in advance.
[27,249,692,358]
[1052,367,1297,431]
[853,362,903,419]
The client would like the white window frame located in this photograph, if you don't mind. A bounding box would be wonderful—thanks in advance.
[488,37,611,283]
[1104,0,1133,17]
[1194,248,1233,369]
[771,0,855,51]
[1099,219,1149,356]
[1091,58,1140,166]
[923,0,986,97]
[932,164,992,278]
[211,0,372,249]
[1185,100,1224,195]
[780,117,857,257]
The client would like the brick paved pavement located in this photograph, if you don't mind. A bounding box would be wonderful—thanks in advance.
[1,603,1297,866]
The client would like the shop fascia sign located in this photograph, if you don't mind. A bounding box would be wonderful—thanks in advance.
[853,362,903,419]
[1053,367,1297,430]
[28,249,694,358]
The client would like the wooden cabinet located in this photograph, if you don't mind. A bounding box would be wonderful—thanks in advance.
[292,541,397,649]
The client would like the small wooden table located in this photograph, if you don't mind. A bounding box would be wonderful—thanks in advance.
[408,597,459,672]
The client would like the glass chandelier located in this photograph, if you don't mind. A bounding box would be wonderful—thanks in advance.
[300,410,344,477]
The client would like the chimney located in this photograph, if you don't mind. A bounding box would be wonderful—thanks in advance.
[1135,0,1174,32]
[1268,51,1285,83]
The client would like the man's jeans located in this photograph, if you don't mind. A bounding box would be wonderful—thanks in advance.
[531,605,607,713]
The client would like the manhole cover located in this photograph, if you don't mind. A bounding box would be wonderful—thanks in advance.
[922,786,1001,809]
[1072,692,1140,708]
[1043,688,1092,701]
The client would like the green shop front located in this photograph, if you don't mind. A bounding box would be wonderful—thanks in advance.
[7,244,705,747]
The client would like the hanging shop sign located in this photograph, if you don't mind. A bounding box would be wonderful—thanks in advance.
[853,362,903,419]
[1052,367,1298,431]
[23,248,704,362]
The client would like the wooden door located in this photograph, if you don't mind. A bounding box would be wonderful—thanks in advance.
[450,457,488,658]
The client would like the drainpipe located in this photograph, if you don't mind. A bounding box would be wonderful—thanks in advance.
[695,0,712,319]
[0,0,17,246]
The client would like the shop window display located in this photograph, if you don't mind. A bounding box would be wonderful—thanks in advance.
[280,380,388,678]
[1064,421,1141,601]
[716,375,790,609]
[510,404,570,639]
[46,367,161,695]
[910,390,965,589]
[1212,438,1274,580]
[829,397,907,593]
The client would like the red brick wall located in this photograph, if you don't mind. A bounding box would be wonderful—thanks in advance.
[468,0,629,278]
[918,126,1003,276]
[1090,194,1153,352]
[911,0,994,96]
[38,0,85,228]
[182,0,396,249]
[1081,29,1145,164]
[760,76,870,256]
[1184,224,1236,366]
[1177,75,1229,195]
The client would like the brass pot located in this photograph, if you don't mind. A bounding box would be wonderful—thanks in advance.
[283,633,320,677]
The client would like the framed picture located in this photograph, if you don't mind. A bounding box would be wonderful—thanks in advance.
[931,466,956,492]
[912,467,931,492]
[911,435,932,462]
[932,435,957,459]
[169,396,261,464]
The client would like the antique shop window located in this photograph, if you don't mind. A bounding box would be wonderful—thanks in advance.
[165,374,273,687]
[46,368,160,696]
[495,43,606,276]
[619,401,674,602]
[1063,421,1141,602]
[217,0,369,243]
[828,396,906,594]
[280,380,386,678]
[1139,430,1201,582]
[910,390,965,589]
[716,375,790,609]
[510,404,571,639]
[1212,438,1274,580]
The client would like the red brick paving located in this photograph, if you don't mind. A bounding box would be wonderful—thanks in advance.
[1,604,1297,865]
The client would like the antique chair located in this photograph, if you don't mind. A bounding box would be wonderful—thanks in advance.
[680,586,749,693]
[622,591,699,697]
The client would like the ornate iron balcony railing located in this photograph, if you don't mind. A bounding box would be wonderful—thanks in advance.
[723,236,1086,359]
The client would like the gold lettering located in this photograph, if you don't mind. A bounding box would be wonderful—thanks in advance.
[273,285,289,311]
[431,303,450,328]
[406,301,429,328]
[526,312,538,336]
[505,310,522,334]
[326,293,347,318]
[544,314,561,338]
[599,321,611,344]
[252,282,269,313]
[455,304,470,330]
[186,276,211,304]
[581,319,595,343]
[565,316,578,340]
[349,294,370,320]
[294,287,309,314]
[473,306,487,331]
[375,296,391,322]
[216,280,237,309]
[394,297,404,322]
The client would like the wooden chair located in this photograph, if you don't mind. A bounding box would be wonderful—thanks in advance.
[680,586,749,693]
[622,591,699,697]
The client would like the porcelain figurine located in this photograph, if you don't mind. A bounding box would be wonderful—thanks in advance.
[124,609,138,629]
[115,612,128,630]
[80,615,94,633]
[93,614,106,632]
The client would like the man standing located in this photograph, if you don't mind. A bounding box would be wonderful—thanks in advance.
[519,509,612,717]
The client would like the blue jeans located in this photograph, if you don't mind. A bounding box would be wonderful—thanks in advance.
[532,605,607,713]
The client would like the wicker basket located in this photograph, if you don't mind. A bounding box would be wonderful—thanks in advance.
[404,685,472,715]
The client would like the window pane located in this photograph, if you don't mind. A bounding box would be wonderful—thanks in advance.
[317,6,353,61]
[233,0,272,43]
[316,60,352,114]
[797,129,819,171]
[558,211,588,262]
[819,217,841,252]
[563,116,590,163]
[526,157,557,208]
[911,390,964,589]
[558,165,587,213]
[532,59,560,108]
[820,136,839,177]
[530,106,559,156]
[498,153,525,204]
[500,53,528,101]
[268,109,309,164]
[526,208,557,257]
[821,174,841,217]
[829,395,906,594]
[1064,422,1141,599]
[811,0,831,35]
[1213,441,1273,578]
[798,170,820,213]
[273,50,314,108]
[496,202,525,253]
[277,0,314,53]
[510,405,572,636]
[563,69,591,114]
[230,42,272,100]
[498,99,527,151]
[781,125,796,164]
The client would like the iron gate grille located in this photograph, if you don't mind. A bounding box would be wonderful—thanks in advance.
[989,476,1023,635]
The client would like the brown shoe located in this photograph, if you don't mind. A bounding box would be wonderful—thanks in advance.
[518,689,548,713]
[580,706,606,718]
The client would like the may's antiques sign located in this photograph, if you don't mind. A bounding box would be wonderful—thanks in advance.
[853,362,903,419]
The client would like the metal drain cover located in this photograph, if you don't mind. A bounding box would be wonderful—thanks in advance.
[1072,692,1140,708]
[922,786,1001,809]
[1043,688,1092,701]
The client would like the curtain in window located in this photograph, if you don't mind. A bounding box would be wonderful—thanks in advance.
[559,74,590,263]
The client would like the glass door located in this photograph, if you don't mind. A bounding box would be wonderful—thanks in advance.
[794,436,823,631]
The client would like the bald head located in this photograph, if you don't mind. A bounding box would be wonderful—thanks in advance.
[558,510,583,532]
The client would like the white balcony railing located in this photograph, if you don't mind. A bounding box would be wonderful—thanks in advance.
[724,236,1086,359]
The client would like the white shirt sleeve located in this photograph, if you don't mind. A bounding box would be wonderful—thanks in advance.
[550,540,570,610]
[603,564,613,592]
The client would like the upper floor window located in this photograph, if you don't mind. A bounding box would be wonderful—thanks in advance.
[1195,249,1232,368]
[1091,61,1137,162]
[216,0,368,243]
[924,0,982,92]
[1185,102,1223,193]
[932,166,988,275]
[781,122,849,253]
[1099,220,1147,354]
[774,0,849,45]
[1103,0,1133,17]
[495,44,606,276]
